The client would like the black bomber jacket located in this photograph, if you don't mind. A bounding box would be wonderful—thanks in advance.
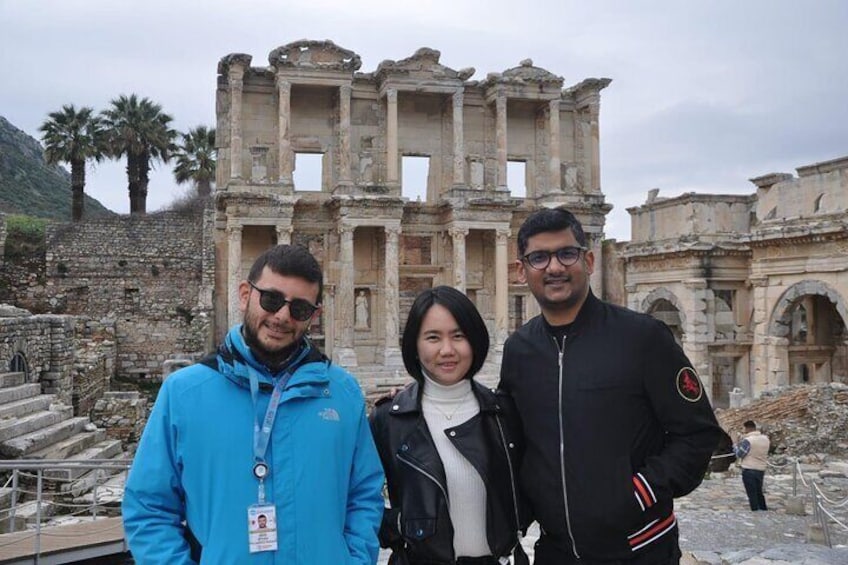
[499,290,722,561]
[369,379,528,564]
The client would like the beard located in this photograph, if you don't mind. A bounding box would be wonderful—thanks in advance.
[242,308,303,370]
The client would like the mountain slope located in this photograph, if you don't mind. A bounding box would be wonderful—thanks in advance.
[0,115,115,220]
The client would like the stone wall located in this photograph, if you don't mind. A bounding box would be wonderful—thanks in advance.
[71,318,116,417]
[91,391,147,451]
[45,210,214,379]
[0,312,74,406]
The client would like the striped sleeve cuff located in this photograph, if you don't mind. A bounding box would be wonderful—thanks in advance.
[632,473,657,511]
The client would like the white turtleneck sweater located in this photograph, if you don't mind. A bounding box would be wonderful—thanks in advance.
[421,374,490,558]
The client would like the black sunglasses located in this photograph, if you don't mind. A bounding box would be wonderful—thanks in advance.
[522,246,587,270]
[248,281,319,321]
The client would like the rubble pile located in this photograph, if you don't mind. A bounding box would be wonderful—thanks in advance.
[716,382,848,457]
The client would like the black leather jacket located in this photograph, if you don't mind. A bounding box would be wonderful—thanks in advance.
[369,379,527,565]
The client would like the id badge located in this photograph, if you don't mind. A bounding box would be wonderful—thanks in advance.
[248,504,278,553]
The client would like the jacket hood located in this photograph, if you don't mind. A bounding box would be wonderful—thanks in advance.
[215,325,329,390]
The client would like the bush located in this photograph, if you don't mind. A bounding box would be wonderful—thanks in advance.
[4,214,47,260]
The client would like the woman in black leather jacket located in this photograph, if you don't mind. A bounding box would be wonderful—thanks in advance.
[369,286,528,565]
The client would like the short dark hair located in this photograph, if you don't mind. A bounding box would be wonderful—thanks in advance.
[743,420,757,430]
[401,285,489,383]
[517,208,588,256]
[247,244,323,304]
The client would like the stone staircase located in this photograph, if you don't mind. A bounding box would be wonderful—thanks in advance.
[0,371,127,531]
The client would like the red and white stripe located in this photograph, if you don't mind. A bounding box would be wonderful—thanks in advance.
[627,513,677,551]
[632,473,657,511]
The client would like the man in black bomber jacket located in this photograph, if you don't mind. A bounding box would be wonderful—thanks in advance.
[499,208,722,565]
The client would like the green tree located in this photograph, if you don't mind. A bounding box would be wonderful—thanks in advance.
[39,105,105,221]
[101,94,176,214]
[173,126,216,198]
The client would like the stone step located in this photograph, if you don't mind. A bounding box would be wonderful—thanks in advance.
[0,383,41,406]
[0,406,74,443]
[0,372,25,388]
[48,440,124,481]
[0,417,90,458]
[0,487,13,508]
[0,395,54,421]
[74,468,128,507]
[27,429,106,460]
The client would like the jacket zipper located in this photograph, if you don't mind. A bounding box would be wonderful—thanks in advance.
[555,335,580,558]
[397,452,451,513]
[495,413,524,553]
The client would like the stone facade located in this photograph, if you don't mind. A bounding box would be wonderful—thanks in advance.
[623,155,848,407]
[214,40,612,376]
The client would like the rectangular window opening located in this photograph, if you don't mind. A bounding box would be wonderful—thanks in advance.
[402,156,430,202]
[293,153,324,192]
[507,160,526,198]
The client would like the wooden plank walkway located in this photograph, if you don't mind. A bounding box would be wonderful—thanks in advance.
[0,517,127,564]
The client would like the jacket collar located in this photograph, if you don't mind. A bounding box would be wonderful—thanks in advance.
[531,288,601,337]
[217,325,329,390]
[390,379,499,415]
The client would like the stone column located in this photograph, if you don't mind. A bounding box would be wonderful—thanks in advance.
[228,66,245,180]
[587,98,601,191]
[338,84,352,185]
[452,88,465,187]
[494,228,510,348]
[334,224,358,366]
[495,93,508,189]
[275,224,293,245]
[275,76,293,186]
[386,88,399,184]
[449,227,469,293]
[227,224,243,327]
[548,98,561,192]
[682,278,711,401]
[384,224,403,365]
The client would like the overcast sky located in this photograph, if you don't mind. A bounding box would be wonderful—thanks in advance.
[2,0,846,240]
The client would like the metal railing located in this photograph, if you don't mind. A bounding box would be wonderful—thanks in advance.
[0,459,131,563]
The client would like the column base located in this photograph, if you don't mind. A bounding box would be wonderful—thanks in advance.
[333,347,359,368]
[383,347,403,367]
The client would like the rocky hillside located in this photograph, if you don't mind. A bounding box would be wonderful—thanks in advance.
[716,382,848,457]
[0,115,114,220]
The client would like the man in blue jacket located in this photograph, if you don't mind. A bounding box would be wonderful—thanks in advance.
[123,244,385,564]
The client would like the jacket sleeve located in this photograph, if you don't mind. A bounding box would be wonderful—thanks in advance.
[344,401,386,565]
[121,379,195,565]
[635,319,723,506]
[367,401,403,549]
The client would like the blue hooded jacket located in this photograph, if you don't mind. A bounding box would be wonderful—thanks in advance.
[122,326,385,564]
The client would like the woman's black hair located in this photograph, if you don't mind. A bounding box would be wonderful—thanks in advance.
[401,285,490,383]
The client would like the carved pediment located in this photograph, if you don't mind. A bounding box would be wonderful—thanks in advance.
[268,40,361,72]
[486,59,563,87]
[217,53,253,76]
[376,47,474,83]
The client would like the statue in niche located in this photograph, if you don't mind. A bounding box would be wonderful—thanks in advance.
[359,153,373,184]
[355,290,370,329]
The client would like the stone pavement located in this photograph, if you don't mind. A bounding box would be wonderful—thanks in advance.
[378,459,848,564]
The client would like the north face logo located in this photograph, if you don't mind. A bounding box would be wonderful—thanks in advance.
[319,407,340,421]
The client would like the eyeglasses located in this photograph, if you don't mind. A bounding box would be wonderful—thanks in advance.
[248,281,319,321]
[522,246,587,270]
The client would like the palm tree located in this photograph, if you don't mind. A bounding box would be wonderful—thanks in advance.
[173,126,216,198]
[101,94,176,214]
[39,105,105,221]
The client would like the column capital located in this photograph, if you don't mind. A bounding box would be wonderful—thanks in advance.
[385,224,403,237]
[386,87,398,102]
[339,83,352,96]
[338,223,356,236]
[227,223,243,236]
[496,227,511,241]
[275,74,290,91]
[453,88,464,101]
[448,226,469,239]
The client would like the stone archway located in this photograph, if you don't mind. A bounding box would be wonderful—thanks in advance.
[768,280,848,385]
[641,288,686,344]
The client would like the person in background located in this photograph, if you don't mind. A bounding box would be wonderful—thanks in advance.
[499,208,722,564]
[734,420,770,511]
[370,285,528,565]
[123,244,384,564]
